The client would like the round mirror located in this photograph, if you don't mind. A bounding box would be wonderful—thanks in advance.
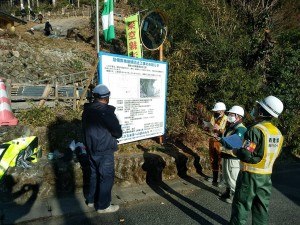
[140,11,167,50]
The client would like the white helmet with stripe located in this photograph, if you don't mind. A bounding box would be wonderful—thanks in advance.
[257,96,283,118]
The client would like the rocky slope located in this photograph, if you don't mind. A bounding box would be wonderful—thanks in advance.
[0,17,97,83]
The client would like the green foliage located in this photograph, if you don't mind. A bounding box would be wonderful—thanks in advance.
[127,0,300,157]
[18,105,82,151]
[267,29,300,154]
[18,105,81,127]
[166,41,205,137]
[69,59,84,71]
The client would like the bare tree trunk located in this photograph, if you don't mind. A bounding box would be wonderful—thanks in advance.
[36,0,39,8]
[20,0,24,8]
[53,0,56,7]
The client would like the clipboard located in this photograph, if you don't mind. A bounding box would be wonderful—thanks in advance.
[222,134,243,149]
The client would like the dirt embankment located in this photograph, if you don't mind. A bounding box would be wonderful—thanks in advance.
[0,17,97,83]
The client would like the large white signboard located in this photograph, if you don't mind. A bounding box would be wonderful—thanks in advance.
[98,52,168,144]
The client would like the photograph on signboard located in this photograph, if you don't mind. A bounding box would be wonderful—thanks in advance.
[140,78,160,98]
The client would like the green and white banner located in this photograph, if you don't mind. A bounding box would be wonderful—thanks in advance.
[102,0,115,42]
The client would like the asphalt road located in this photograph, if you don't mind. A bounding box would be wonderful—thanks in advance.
[18,162,300,225]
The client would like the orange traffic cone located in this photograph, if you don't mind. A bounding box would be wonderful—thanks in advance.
[0,79,18,126]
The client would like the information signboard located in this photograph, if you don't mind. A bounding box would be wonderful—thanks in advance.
[98,52,168,144]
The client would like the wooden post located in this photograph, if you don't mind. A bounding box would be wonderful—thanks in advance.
[55,81,59,106]
[77,58,100,110]
[159,44,164,144]
[159,44,163,61]
[38,84,52,107]
[73,83,78,110]
[6,79,11,100]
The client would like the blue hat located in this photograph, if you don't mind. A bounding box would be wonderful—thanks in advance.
[93,84,110,98]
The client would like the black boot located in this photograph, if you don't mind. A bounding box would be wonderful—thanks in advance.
[218,187,230,198]
[212,171,218,185]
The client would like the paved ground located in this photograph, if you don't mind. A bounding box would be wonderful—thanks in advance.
[1,174,208,224]
[1,162,299,225]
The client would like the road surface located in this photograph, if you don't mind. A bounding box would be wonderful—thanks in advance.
[17,162,300,225]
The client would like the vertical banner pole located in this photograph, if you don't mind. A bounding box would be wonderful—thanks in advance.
[96,0,100,54]
[159,44,164,144]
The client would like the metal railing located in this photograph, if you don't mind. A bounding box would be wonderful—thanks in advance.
[6,80,94,111]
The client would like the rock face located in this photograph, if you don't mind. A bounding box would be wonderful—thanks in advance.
[0,17,95,84]
[0,38,94,84]
[0,141,210,203]
[0,125,210,203]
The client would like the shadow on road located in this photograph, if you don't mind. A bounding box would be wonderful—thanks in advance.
[0,175,39,224]
[272,160,300,206]
[139,144,228,225]
[48,117,90,224]
[164,141,220,196]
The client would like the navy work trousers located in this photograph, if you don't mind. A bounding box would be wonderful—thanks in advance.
[87,153,115,210]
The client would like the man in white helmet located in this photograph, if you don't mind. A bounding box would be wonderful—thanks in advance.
[206,102,228,185]
[217,106,247,204]
[82,84,122,213]
[229,96,284,225]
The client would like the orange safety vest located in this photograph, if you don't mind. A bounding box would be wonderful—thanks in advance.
[241,122,283,174]
[210,115,228,131]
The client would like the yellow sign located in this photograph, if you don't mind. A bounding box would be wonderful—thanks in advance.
[125,14,142,58]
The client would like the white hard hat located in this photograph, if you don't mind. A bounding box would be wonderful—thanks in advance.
[256,96,283,118]
[227,105,244,117]
[93,84,110,98]
[212,102,226,111]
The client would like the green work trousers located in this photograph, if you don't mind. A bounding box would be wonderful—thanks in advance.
[229,171,272,225]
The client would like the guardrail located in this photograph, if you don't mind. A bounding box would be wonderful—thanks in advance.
[5,80,93,111]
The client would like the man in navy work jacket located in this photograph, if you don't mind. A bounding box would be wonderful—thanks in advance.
[82,84,122,213]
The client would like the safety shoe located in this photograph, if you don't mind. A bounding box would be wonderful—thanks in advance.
[222,190,234,204]
[212,181,219,187]
[218,188,230,199]
[217,181,224,188]
[206,177,213,182]
[87,203,94,208]
[224,197,233,204]
[97,204,119,214]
